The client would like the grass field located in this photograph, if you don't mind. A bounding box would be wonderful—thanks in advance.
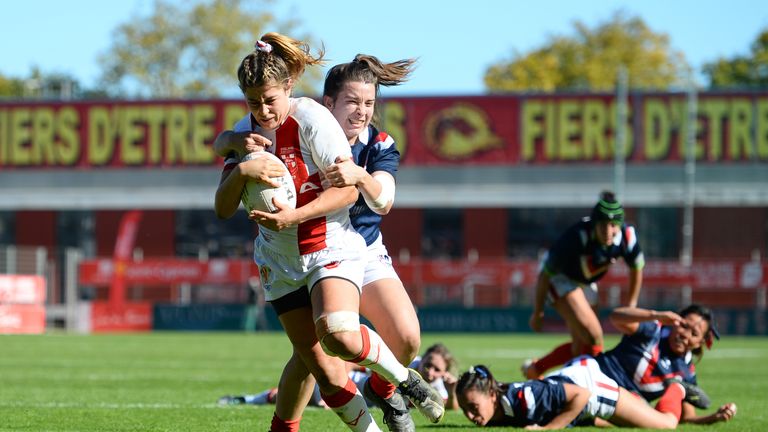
[1,331,765,431]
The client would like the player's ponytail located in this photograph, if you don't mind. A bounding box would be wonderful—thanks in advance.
[323,54,417,100]
[457,365,503,403]
[238,32,325,92]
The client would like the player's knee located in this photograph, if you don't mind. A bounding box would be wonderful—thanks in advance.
[399,332,421,364]
[315,311,361,358]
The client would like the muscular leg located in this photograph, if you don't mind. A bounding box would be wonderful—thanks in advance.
[274,350,318,421]
[554,287,604,356]
[360,278,420,364]
[277,305,379,431]
[609,387,678,429]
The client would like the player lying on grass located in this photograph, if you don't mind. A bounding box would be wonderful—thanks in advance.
[458,357,705,429]
[593,304,737,425]
[219,343,460,411]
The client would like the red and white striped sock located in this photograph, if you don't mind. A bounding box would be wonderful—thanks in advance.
[321,377,380,432]
[349,324,409,384]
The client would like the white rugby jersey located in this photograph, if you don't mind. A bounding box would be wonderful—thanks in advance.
[224,97,355,256]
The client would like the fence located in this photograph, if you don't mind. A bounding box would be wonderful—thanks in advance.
[1,245,766,332]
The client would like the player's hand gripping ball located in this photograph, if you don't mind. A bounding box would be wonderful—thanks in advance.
[240,152,296,213]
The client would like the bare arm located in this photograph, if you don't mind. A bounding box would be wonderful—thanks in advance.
[532,383,589,430]
[249,186,359,231]
[443,372,459,411]
[626,267,643,308]
[214,166,247,219]
[213,130,273,158]
[609,307,682,335]
[325,156,395,215]
[681,402,737,425]
[529,271,550,332]
[214,157,289,219]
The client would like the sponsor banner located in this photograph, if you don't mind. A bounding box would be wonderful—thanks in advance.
[395,259,768,290]
[0,100,247,169]
[0,304,45,334]
[2,92,768,168]
[89,302,152,332]
[78,258,258,285]
[78,258,766,290]
[0,274,46,304]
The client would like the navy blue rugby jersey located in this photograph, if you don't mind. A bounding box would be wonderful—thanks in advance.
[596,321,696,401]
[543,218,644,284]
[487,378,580,427]
[348,124,400,246]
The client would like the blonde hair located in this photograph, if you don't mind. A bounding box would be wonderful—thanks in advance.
[237,32,325,92]
[423,343,458,376]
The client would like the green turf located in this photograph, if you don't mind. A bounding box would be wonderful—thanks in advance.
[0,332,764,431]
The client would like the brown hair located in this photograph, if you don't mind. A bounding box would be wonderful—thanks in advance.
[237,32,325,92]
[323,54,416,100]
[423,343,458,376]
[456,365,505,410]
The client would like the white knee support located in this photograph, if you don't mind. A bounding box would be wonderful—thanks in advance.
[315,311,360,356]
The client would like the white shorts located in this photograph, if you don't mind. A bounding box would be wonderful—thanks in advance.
[254,228,367,302]
[363,234,401,287]
[547,274,598,307]
[548,355,619,420]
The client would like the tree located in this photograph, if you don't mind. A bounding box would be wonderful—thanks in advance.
[0,68,82,100]
[703,28,768,88]
[0,73,25,98]
[484,11,690,92]
[97,0,319,98]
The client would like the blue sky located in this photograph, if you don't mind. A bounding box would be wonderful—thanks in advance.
[2,0,766,97]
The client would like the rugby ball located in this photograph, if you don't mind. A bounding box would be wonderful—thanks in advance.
[240,151,297,213]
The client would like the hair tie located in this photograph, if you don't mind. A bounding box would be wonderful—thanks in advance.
[255,40,273,53]
[469,365,488,379]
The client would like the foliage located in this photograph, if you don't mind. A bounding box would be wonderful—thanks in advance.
[703,28,768,88]
[0,73,25,98]
[97,0,320,98]
[0,68,81,99]
[484,11,690,93]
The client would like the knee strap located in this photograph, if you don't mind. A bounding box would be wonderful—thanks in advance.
[315,311,360,355]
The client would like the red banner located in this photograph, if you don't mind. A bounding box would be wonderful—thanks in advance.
[79,258,258,285]
[0,304,46,334]
[89,302,152,332]
[0,275,46,303]
[2,92,767,169]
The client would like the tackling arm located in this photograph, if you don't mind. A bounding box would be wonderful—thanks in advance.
[541,383,590,429]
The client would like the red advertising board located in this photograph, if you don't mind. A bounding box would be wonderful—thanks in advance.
[0,275,46,334]
[89,302,153,333]
[78,258,258,286]
[2,92,767,169]
[0,274,46,303]
[0,304,46,334]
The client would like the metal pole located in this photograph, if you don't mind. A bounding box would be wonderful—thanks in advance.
[614,66,628,199]
[681,85,697,267]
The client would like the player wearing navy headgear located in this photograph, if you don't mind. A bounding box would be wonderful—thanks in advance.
[525,191,645,379]
[456,359,686,429]
[597,304,737,425]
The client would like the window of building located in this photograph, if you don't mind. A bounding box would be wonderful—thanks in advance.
[422,208,463,258]
[507,208,585,258]
[175,210,255,258]
[633,207,680,259]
